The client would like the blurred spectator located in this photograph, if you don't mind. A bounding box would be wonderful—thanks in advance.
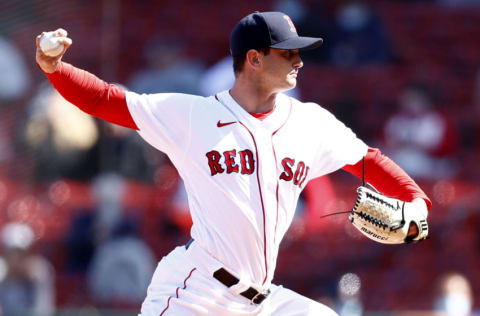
[199,56,234,97]
[433,272,473,316]
[274,0,308,22]
[458,69,480,182]
[0,36,30,104]
[438,0,480,6]
[145,163,191,254]
[91,173,129,243]
[388,0,436,3]
[294,1,332,64]
[336,272,363,316]
[328,0,392,66]
[128,38,205,94]
[0,222,55,316]
[17,83,100,181]
[0,35,31,174]
[383,83,458,179]
[98,121,162,182]
[331,90,365,139]
[65,172,131,273]
[87,217,155,307]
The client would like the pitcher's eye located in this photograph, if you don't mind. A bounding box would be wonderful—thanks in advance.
[281,50,294,59]
[286,50,299,60]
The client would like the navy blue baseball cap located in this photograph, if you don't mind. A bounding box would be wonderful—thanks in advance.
[230,11,323,57]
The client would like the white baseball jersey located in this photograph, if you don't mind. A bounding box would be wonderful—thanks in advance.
[126,90,367,290]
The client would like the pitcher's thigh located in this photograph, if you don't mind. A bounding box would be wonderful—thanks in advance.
[265,284,338,316]
[139,247,209,316]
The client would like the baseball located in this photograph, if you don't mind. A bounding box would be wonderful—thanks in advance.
[39,32,64,57]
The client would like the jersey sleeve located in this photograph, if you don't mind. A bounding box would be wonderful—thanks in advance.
[309,106,368,178]
[125,91,196,157]
[43,62,138,129]
[342,147,432,209]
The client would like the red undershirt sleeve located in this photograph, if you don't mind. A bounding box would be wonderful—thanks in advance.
[42,61,138,130]
[342,147,432,210]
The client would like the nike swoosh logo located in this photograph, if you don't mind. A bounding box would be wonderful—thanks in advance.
[217,120,236,128]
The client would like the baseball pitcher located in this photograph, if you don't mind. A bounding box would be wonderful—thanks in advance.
[36,11,431,316]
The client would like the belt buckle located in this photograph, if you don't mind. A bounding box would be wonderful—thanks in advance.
[251,289,271,305]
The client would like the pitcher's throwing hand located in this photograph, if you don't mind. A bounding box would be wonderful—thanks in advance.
[36,28,72,73]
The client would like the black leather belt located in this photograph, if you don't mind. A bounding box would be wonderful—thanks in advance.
[213,268,271,305]
[185,239,270,305]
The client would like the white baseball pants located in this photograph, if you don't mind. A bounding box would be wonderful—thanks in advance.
[139,242,338,316]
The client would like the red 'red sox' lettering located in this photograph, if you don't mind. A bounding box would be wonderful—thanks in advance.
[206,149,255,176]
[207,151,308,187]
[279,158,295,181]
[280,158,309,187]
[206,151,225,175]
[293,161,305,185]
[239,150,255,175]
[224,150,239,174]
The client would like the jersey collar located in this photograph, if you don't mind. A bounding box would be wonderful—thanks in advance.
[216,90,292,134]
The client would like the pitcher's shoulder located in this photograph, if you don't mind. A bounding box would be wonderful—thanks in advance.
[287,96,332,119]
[126,91,214,107]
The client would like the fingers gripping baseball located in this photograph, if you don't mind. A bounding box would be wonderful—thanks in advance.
[36,28,72,73]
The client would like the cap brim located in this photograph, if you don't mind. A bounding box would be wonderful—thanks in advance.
[270,36,323,51]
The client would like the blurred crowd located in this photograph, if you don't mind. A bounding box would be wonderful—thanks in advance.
[0,0,480,315]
